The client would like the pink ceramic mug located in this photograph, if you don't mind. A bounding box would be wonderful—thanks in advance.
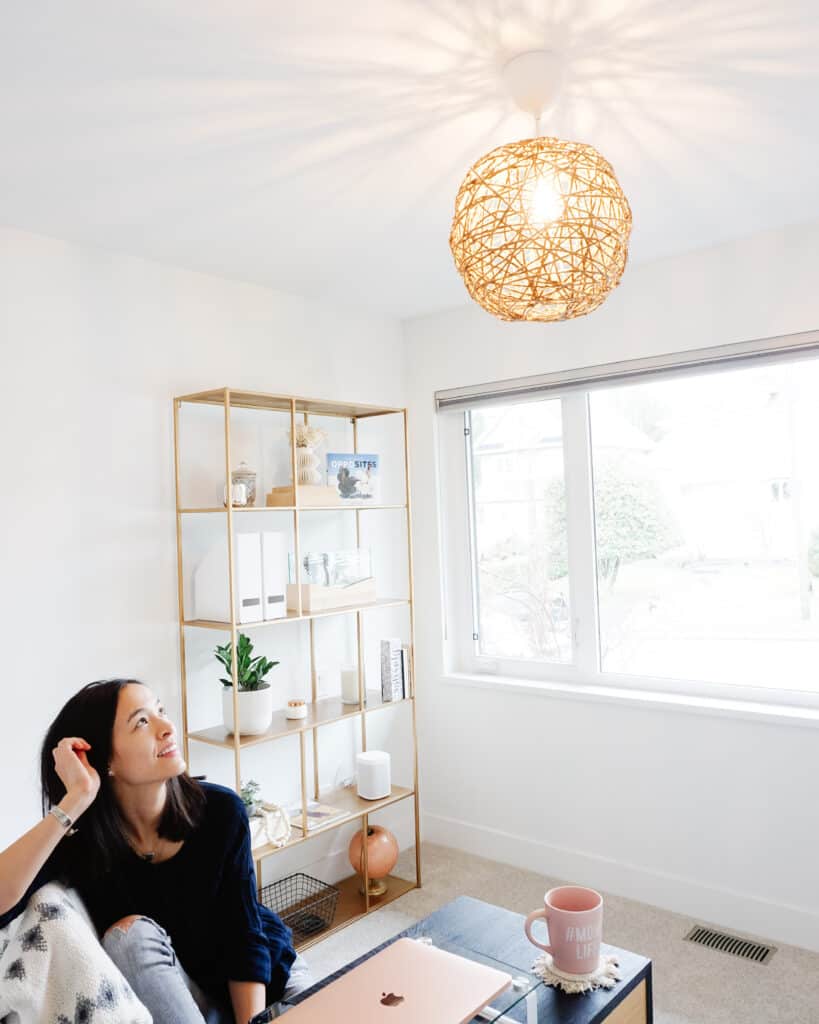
[524,885,603,975]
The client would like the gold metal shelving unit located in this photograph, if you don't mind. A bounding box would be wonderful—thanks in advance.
[172,388,421,949]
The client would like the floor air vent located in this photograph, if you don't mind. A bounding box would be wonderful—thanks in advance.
[684,925,775,964]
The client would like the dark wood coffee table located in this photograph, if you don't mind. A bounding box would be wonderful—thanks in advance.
[291,894,653,1023]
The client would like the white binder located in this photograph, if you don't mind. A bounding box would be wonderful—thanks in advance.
[193,532,264,624]
[261,531,288,620]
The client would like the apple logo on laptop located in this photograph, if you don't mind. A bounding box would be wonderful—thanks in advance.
[381,992,405,1007]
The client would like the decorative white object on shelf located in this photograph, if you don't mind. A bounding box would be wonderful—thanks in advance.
[296,448,322,486]
[222,682,274,736]
[293,424,327,486]
[194,534,263,624]
[294,424,327,448]
[285,699,308,720]
[223,481,248,507]
[261,532,288,620]
[341,665,360,705]
[232,461,257,506]
[356,750,391,800]
[249,802,292,851]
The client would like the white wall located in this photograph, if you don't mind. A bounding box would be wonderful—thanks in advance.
[404,220,819,952]
[0,226,414,883]
[4,217,818,947]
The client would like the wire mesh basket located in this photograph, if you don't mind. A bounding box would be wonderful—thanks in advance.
[260,873,340,944]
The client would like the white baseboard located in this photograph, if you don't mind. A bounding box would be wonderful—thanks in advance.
[422,811,819,954]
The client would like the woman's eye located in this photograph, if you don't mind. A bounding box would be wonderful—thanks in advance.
[136,716,148,727]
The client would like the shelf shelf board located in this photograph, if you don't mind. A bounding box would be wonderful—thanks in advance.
[175,388,402,419]
[292,874,418,953]
[182,597,410,631]
[251,785,415,861]
[178,503,407,514]
[187,691,412,750]
[298,503,408,511]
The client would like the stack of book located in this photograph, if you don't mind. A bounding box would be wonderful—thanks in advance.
[380,639,411,702]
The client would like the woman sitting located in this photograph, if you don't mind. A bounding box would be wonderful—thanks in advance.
[0,678,311,1023]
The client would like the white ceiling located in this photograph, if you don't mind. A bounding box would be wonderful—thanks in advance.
[2,1,818,319]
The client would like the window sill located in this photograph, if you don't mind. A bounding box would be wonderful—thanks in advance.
[442,671,819,729]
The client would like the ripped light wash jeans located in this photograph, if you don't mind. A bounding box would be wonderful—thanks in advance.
[102,916,313,1023]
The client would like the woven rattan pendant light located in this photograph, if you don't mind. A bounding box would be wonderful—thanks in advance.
[450,51,632,322]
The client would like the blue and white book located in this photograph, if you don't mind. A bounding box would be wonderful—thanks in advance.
[326,452,380,501]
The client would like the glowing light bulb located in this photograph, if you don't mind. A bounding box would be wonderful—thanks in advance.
[528,175,564,227]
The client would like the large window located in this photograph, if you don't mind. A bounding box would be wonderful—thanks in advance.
[442,343,819,705]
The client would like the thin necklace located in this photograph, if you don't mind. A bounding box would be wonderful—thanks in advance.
[130,833,161,862]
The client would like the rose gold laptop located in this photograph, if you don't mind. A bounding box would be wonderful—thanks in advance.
[284,937,512,1023]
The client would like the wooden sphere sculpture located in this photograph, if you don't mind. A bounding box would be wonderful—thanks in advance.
[348,825,399,897]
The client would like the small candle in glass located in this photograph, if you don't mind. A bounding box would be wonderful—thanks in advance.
[341,665,361,705]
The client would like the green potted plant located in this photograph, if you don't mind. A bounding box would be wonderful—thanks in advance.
[215,634,279,736]
[240,779,263,817]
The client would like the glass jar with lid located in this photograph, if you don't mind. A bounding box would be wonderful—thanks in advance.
[231,461,257,507]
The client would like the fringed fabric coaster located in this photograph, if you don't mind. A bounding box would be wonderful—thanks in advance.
[532,953,621,994]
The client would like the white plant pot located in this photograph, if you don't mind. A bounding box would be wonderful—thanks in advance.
[222,683,274,736]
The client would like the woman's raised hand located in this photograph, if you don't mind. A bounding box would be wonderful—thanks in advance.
[53,737,101,812]
[0,738,103,914]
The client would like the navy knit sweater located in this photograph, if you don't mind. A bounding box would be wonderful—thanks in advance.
[0,782,296,1002]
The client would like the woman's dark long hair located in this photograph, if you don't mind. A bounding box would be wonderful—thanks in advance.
[40,679,205,875]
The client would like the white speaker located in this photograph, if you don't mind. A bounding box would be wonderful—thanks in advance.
[356,750,391,801]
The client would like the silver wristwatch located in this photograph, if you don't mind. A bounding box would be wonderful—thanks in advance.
[49,806,74,830]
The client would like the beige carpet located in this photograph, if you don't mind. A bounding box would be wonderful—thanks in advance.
[305,842,819,1024]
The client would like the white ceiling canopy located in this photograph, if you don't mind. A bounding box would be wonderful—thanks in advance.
[1,1,817,318]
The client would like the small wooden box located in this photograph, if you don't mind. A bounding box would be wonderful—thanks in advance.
[266,486,295,507]
[287,578,377,612]
[266,485,342,508]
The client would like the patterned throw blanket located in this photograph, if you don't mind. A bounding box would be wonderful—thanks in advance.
[0,883,151,1024]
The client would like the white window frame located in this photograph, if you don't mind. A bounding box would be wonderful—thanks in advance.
[436,330,819,717]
